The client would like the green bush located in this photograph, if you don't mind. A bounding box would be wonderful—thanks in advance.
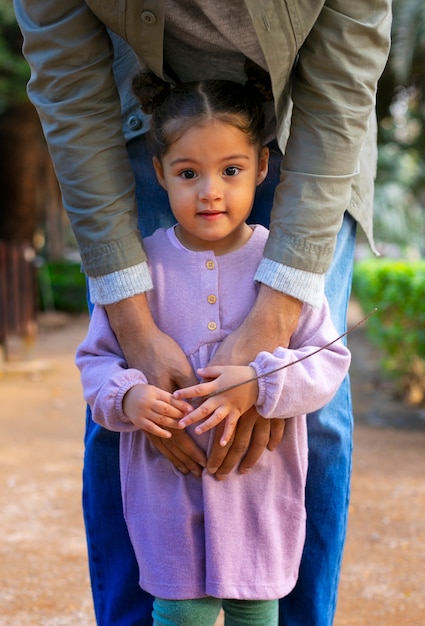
[38,260,87,313]
[0,0,31,113]
[352,258,425,405]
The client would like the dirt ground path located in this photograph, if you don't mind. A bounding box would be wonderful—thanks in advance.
[0,305,424,626]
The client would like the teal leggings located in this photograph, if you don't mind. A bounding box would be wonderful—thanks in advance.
[152,597,278,626]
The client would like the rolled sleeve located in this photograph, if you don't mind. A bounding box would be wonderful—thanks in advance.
[267,0,392,274]
[255,259,325,308]
[14,0,146,281]
[88,261,153,305]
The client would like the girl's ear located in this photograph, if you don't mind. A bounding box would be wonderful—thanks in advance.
[256,146,269,186]
[153,156,167,189]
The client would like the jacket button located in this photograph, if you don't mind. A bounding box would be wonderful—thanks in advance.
[207,294,217,304]
[127,115,142,131]
[206,260,215,270]
[140,10,156,25]
[208,322,217,331]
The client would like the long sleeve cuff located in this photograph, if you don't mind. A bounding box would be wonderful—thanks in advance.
[255,258,324,308]
[87,262,153,305]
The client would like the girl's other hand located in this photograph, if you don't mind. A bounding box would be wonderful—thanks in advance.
[174,365,258,446]
[123,384,192,438]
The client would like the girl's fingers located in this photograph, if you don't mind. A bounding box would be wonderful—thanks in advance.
[168,395,194,413]
[136,401,189,434]
[192,408,239,445]
[173,382,215,401]
[194,407,229,435]
[219,409,240,447]
[178,400,216,428]
[152,399,189,419]
[140,418,173,439]
[173,368,222,400]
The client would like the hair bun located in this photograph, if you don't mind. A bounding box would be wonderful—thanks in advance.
[244,58,273,102]
[132,71,173,114]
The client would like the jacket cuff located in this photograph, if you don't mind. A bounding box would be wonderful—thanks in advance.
[88,262,153,305]
[255,258,324,308]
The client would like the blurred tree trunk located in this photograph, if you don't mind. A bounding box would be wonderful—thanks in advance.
[0,101,61,359]
[0,101,56,243]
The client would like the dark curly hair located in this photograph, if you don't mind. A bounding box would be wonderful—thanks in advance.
[132,62,272,159]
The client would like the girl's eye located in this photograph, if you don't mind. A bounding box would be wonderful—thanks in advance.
[180,170,197,179]
[224,166,240,177]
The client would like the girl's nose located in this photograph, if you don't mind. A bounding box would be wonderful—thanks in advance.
[198,176,222,202]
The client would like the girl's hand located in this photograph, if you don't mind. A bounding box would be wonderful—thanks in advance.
[174,365,259,446]
[123,384,193,438]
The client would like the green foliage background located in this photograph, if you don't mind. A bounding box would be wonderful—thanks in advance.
[373,0,425,254]
[352,259,425,403]
[0,0,29,114]
[38,260,87,313]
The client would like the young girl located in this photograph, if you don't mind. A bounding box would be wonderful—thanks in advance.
[76,73,351,626]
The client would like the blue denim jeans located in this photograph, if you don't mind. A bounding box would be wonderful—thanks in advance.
[83,134,356,625]
[279,213,356,626]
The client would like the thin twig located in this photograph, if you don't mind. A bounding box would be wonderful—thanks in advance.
[195,308,377,401]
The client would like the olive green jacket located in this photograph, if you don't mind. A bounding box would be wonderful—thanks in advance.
[14,0,391,302]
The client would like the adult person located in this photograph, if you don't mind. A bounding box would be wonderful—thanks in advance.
[14,2,391,625]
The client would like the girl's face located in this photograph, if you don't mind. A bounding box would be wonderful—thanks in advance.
[153,119,269,255]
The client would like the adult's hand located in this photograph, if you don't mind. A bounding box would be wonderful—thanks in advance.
[106,293,197,390]
[213,284,302,366]
[207,285,302,478]
[207,408,286,480]
[106,293,206,475]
